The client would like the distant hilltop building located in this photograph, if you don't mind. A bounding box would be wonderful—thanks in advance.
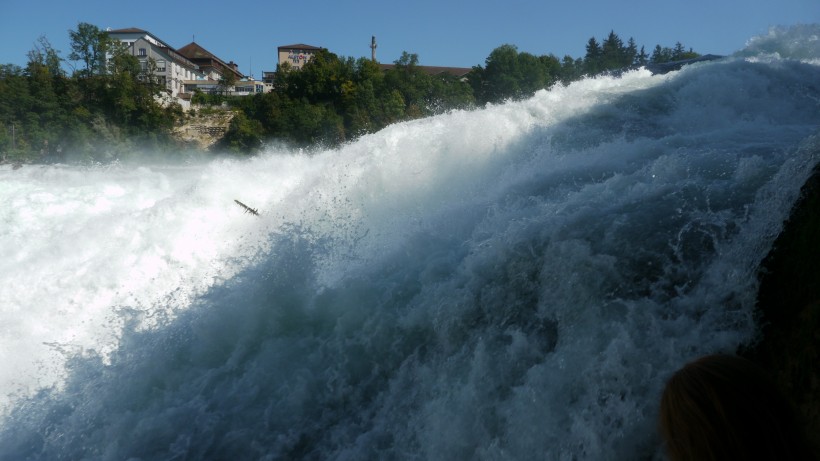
[176,42,267,98]
[107,28,200,102]
[177,42,244,81]
[262,37,471,84]
[107,30,471,103]
[263,44,323,83]
[278,44,323,71]
[107,27,268,108]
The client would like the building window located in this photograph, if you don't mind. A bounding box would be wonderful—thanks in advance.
[156,60,166,72]
[139,48,147,56]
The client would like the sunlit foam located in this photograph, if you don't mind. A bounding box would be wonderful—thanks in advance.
[1,25,819,459]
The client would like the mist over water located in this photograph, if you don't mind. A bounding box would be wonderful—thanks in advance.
[1,25,819,460]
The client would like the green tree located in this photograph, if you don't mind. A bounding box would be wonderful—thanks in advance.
[25,47,62,154]
[600,31,625,71]
[636,46,649,66]
[68,23,113,77]
[471,44,519,103]
[1,23,185,162]
[559,55,582,83]
[516,51,550,94]
[218,111,263,153]
[109,59,140,125]
[676,44,700,61]
[650,45,671,63]
[469,44,559,104]
[625,37,639,67]
[384,52,432,117]
[0,65,29,156]
[427,72,474,113]
[27,36,63,77]
[218,70,238,96]
[583,37,603,75]
[672,42,686,61]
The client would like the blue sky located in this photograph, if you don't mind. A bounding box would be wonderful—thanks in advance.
[1,0,817,78]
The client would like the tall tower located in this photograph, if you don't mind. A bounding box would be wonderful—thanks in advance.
[371,36,377,62]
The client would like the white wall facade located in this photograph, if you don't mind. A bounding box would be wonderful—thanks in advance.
[109,30,204,100]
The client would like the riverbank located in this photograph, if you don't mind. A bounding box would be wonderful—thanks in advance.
[742,163,820,454]
[0,107,233,165]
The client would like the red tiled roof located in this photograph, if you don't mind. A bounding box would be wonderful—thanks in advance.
[177,42,214,60]
[178,42,244,78]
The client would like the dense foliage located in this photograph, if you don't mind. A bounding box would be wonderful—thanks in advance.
[217,50,475,151]
[468,31,698,105]
[0,23,181,163]
[1,25,699,160]
[224,30,699,151]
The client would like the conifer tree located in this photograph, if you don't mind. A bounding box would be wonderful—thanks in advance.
[601,31,625,71]
[584,37,602,75]
[636,46,649,66]
[625,37,639,67]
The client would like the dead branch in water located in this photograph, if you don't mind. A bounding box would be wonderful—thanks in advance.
[234,199,259,216]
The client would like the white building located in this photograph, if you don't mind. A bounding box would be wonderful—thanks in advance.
[107,28,204,105]
[108,28,270,103]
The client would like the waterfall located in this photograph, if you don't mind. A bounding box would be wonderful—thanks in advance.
[1,24,819,461]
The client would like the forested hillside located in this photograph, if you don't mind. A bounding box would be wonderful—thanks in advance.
[1,24,698,160]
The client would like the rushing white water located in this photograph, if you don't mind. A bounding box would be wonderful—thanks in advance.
[1,25,819,460]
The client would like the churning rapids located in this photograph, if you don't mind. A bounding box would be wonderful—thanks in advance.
[1,25,819,460]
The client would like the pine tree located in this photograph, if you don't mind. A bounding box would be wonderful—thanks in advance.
[672,42,686,61]
[584,37,602,75]
[625,37,639,67]
[601,31,625,71]
[636,46,649,66]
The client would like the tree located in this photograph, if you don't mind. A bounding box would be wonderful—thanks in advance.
[218,112,263,153]
[468,44,560,104]
[473,44,521,103]
[675,44,700,61]
[636,46,649,67]
[0,21,185,162]
[384,52,432,116]
[625,37,639,67]
[24,40,63,151]
[559,55,582,83]
[68,22,113,77]
[427,72,475,113]
[583,37,602,75]
[27,36,63,78]
[104,45,141,125]
[601,31,625,71]
[650,44,671,64]
[218,70,238,96]
[139,57,163,95]
[672,42,686,61]
[540,54,562,82]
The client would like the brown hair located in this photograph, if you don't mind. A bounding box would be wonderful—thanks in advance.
[659,354,810,461]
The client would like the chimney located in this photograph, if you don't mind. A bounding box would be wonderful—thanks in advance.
[371,36,377,62]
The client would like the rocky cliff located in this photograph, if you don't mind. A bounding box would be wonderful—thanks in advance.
[173,108,235,150]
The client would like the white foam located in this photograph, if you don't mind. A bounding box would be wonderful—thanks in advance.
[1,26,819,459]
